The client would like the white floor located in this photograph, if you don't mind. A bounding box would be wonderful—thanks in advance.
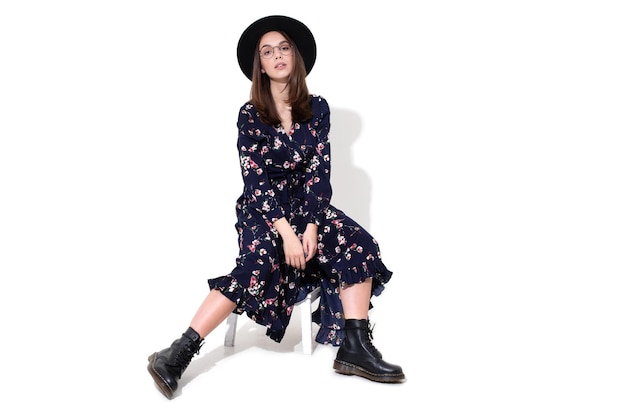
[6,278,620,417]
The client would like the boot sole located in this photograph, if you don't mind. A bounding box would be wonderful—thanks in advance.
[333,359,405,383]
[147,353,175,399]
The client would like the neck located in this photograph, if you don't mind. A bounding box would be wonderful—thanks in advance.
[270,80,289,101]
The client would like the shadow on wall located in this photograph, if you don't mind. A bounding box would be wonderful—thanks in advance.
[328,107,372,230]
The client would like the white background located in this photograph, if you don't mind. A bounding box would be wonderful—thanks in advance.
[1,1,625,416]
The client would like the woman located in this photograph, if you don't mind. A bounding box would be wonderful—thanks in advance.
[147,15,405,399]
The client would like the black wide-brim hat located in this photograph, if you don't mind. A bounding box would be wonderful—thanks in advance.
[237,15,316,81]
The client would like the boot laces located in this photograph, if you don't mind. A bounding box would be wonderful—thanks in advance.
[173,339,204,376]
[365,322,382,359]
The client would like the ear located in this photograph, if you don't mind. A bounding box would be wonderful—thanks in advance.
[261,69,266,73]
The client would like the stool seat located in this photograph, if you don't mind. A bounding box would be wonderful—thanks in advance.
[224,287,321,354]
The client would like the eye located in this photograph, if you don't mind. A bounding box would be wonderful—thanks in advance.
[280,44,292,53]
[260,47,273,58]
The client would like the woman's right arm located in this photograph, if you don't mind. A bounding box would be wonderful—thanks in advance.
[237,104,285,227]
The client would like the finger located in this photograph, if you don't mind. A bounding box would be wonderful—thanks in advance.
[287,255,305,270]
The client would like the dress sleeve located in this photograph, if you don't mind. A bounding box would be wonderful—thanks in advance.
[304,96,332,226]
[237,104,286,225]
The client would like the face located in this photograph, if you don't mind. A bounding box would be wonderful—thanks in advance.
[258,31,293,82]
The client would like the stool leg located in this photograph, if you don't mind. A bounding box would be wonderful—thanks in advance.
[300,296,313,354]
[224,313,238,347]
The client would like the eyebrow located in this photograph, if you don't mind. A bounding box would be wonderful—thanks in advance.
[260,40,290,48]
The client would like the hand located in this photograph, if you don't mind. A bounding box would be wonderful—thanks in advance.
[273,218,316,270]
[302,223,318,263]
[282,233,307,270]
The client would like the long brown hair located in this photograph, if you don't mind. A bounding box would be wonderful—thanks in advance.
[250,31,313,126]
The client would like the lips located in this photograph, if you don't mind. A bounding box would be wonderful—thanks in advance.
[274,62,286,70]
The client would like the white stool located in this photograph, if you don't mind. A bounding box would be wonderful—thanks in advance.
[224,287,321,354]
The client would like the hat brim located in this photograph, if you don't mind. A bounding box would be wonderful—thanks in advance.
[237,15,316,81]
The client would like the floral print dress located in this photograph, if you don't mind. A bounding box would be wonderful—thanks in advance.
[208,95,393,346]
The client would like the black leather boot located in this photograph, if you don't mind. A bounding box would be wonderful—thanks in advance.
[147,327,204,399]
[333,319,405,383]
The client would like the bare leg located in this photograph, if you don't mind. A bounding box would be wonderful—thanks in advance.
[147,289,235,399]
[189,289,236,338]
[339,279,372,319]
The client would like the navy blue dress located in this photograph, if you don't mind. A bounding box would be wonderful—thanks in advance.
[208,95,392,345]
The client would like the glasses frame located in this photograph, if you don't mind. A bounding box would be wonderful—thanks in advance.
[259,42,293,60]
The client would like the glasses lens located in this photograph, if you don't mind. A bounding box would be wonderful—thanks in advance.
[260,46,274,59]
[279,44,292,55]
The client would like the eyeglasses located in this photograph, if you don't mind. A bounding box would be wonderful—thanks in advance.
[259,42,293,59]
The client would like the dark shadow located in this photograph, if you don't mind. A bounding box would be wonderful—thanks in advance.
[328,108,372,229]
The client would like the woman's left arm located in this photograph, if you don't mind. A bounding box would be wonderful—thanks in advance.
[303,96,332,229]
